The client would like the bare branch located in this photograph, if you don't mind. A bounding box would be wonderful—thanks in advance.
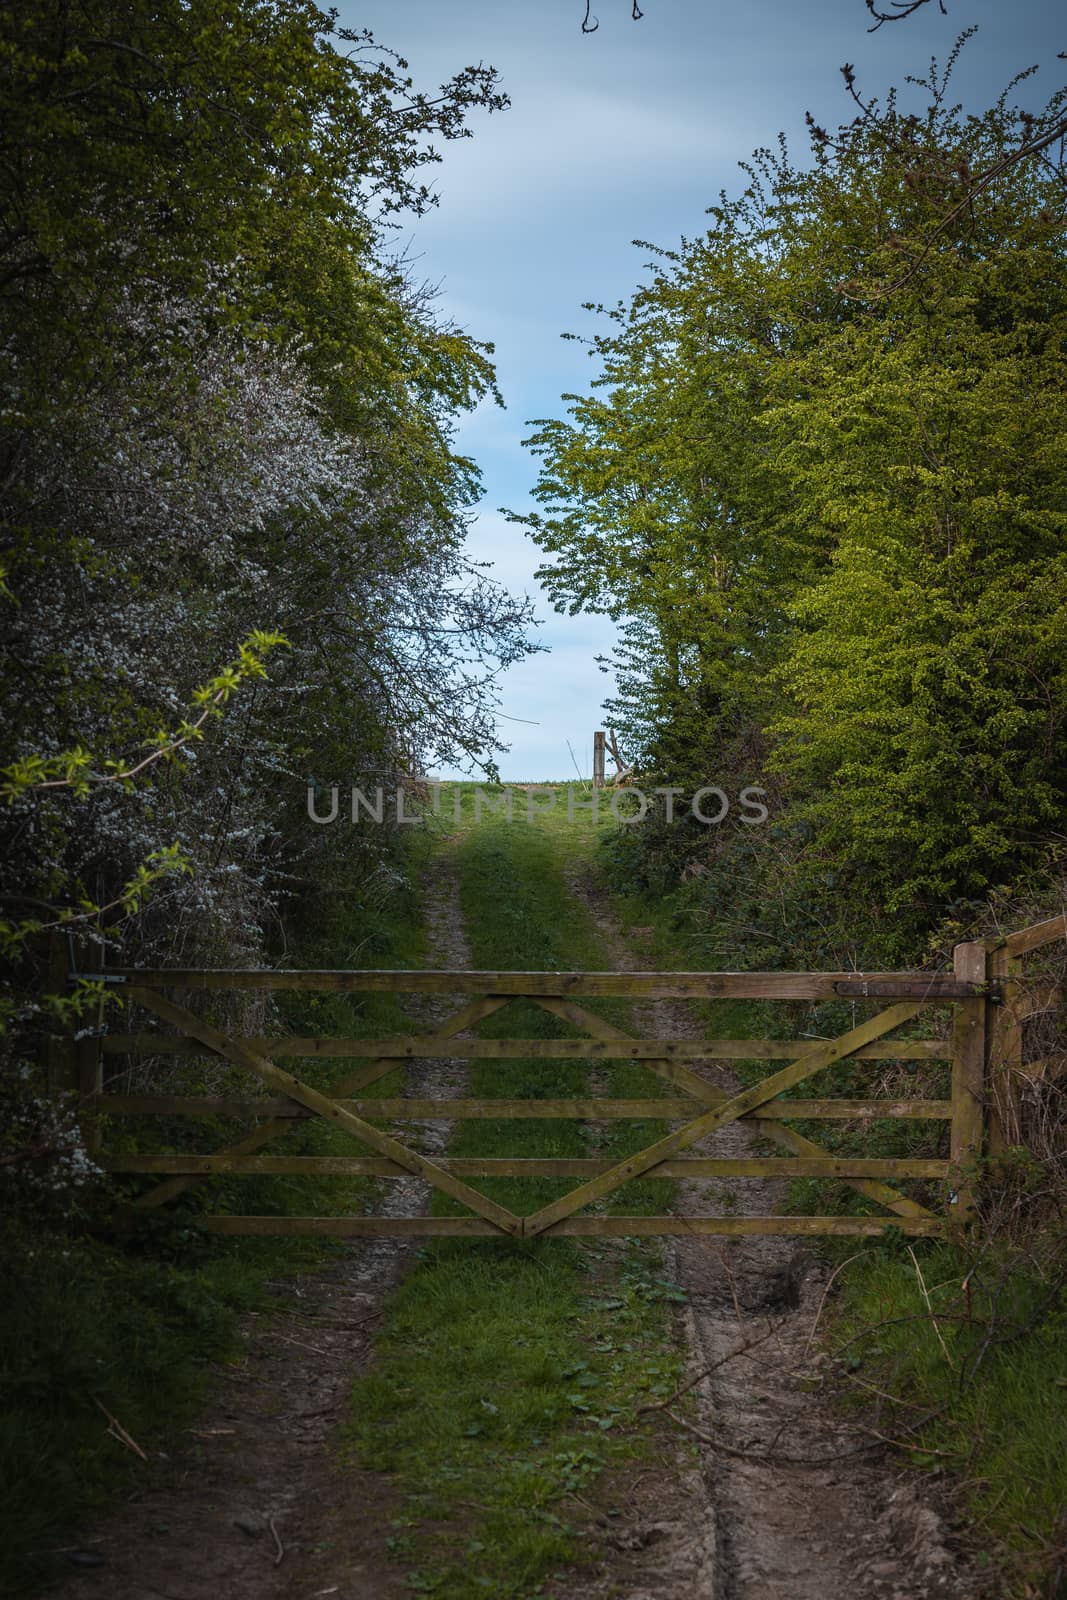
[839,111,1067,303]
[865,0,947,33]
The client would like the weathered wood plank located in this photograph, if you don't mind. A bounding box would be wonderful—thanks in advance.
[77,1033,104,1157]
[101,1032,951,1060]
[199,1215,504,1236]
[951,942,987,1222]
[114,968,959,1000]
[540,1215,946,1238]
[103,1154,952,1178]
[74,942,105,1156]
[522,1001,924,1238]
[766,1098,951,1120]
[1003,914,1067,957]
[127,987,521,1237]
[97,1094,699,1119]
[833,979,975,1000]
[94,1093,954,1121]
[196,1213,946,1238]
[44,934,74,1095]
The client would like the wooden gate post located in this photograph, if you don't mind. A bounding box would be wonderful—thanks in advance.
[42,932,102,1153]
[986,944,1023,1155]
[950,941,988,1221]
[592,731,606,790]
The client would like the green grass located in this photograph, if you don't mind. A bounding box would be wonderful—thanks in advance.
[443,786,673,1218]
[346,1243,685,1598]
[342,784,687,1598]
[826,1235,1067,1591]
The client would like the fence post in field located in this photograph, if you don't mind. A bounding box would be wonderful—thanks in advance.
[950,940,988,1221]
[592,730,606,789]
[986,944,1023,1154]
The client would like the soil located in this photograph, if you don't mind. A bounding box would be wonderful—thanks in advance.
[565,866,980,1600]
[44,857,983,1600]
[44,863,473,1600]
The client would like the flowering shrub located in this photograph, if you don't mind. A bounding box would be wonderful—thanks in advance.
[0,1,534,1188]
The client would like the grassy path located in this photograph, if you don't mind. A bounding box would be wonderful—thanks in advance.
[30,782,1034,1598]
[341,789,699,1599]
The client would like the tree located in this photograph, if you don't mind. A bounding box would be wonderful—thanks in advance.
[518,40,1067,943]
[0,0,535,1191]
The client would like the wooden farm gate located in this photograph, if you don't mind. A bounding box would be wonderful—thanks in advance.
[53,919,1066,1239]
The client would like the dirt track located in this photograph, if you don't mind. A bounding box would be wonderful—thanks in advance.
[47,864,472,1600]
[570,868,976,1600]
[46,859,979,1600]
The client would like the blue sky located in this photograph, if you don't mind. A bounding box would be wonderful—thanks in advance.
[344,0,1065,780]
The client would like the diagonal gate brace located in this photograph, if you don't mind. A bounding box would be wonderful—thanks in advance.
[531,994,933,1222]
[522,1001,924,1238]
[129,991,509,1209]
[128,987,522,1237]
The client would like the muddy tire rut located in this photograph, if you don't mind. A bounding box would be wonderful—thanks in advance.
[46,862,473,1600]
[568,867,976,1600]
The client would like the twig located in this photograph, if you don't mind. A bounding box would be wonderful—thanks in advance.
[636,1321,781,1414]
[349,1308,385,1328]
[29,692,225,792]
[802,1250,873,1360]
[93,1398,148,1461]
[662,1407,885,1465]
[275,1333,326,1356]
[841,1370,918,1410]
[907,1244,954,1367]
[865,0,945,29]
[268,1515,284,1567]
[713,1242,744,1324]
[858,1425,957,1458]
[562,1490,601,1517]
[565,739,586,783]
[830,1308,977,1358]
[33,1541,107,1556]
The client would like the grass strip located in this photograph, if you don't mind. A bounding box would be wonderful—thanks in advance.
[343,784,686,1598]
